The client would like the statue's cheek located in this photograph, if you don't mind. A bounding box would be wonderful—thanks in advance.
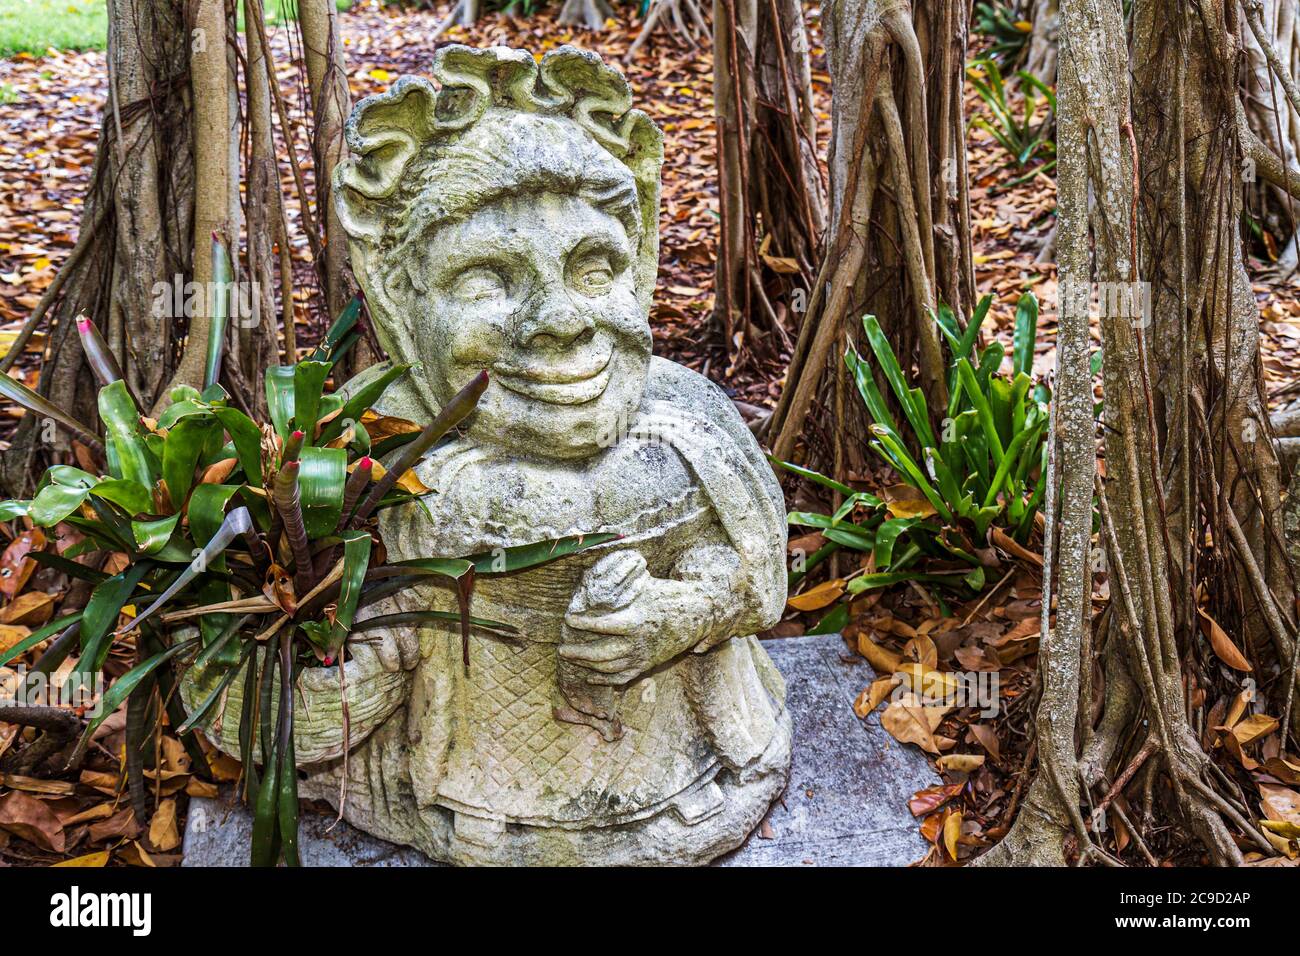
[441,303,513,366]
[602,286,651,348]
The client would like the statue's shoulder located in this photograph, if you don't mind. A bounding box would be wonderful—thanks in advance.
[644,356,745,431]
[642,355,784,516]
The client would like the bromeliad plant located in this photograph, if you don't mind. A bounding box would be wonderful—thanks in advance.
[968,58,1056,172]
[972,1,1033,69]
[855,292,1050,543]
[0,240,610,865]
[772,293,1050,633]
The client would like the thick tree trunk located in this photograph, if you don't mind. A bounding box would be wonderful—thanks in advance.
[768,0,971,481]
[168,0,231,400]
[430,0,482,40]
[986,0,1295,867]
[0,0,195,493]
[977,0,1104,868]
[1024,0,1058,86]
[1135,0,1298,713]
[0,0,295,495]
[245,0,291,405]
[557,0,616,30]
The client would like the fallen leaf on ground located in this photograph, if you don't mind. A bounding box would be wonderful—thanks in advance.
[0,773,74,795]
[967,722,1001,761]
[0,623,31,654]
[895,662,960,702]
[1227,713,1278,747]
[116,841,156,867]
[0,529,45,600]
[787,577,845,611]
[854,631,902,673]
[1263,756,1300,785]
[1197,607,1252,671]
[148,798,180,851]
[88,808,139,843]
[910,783,965,817]
[0,590,55,626]
[936,753,986,773]
[59,803,115,826]
[78,769,120,796]
[207,752,243,782]
[881,692,952,754]
[0,789,65,852]
[943,810,963,859]
[1259,783,1300,828]
[51,849,110,867]
[366,459,430,495]
[989,527,1043,567]
[185,778,219,799]
[853,676,899,718]
[1260,822,1300,853]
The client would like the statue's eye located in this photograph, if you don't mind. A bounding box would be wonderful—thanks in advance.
[573,256,614,296]
[450,267,506,301]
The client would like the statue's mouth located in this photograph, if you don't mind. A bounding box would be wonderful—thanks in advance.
[493,353,613,405]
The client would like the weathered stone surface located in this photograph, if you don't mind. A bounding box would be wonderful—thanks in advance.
[182,634,937,867]
[183,44,793,866]
[718,634,935,866]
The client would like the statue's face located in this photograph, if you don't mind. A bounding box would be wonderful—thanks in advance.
[411,191,651,459]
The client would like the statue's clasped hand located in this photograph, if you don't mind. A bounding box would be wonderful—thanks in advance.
[560,550,711,686]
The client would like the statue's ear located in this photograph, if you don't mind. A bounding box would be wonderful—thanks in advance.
[625,111,664,314]
[334,76,440,244]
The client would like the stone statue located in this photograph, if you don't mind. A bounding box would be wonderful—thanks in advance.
[190,45,792,865]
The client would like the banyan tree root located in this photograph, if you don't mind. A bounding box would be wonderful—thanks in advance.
[430,0,481,40]
[626,0,710,61]
[0,704,83,776]
[768,0,971,465]
[1240,0,1300,276]
[1024,0,1059,86]
[558,0,616,30]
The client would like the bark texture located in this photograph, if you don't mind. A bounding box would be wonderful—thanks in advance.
[1,0,317,494]
[627,0,710,60]
[298,0,354,332]
[986,0,1296,867]
[712,0,824,370]
[769,0,973,484]
[1,0,195,493]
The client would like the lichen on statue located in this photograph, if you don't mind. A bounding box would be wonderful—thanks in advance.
[236,45,792,865]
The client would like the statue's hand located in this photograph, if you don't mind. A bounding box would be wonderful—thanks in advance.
[561,552,713,685]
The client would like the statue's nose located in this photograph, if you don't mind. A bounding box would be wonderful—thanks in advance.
[515,295,595,350]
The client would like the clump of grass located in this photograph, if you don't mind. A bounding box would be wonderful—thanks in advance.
[0,0,108,58]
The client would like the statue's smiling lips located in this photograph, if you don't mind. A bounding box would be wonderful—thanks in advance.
[492,351,613,405]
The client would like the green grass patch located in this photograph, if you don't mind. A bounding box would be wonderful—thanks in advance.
[0,0,107,58]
